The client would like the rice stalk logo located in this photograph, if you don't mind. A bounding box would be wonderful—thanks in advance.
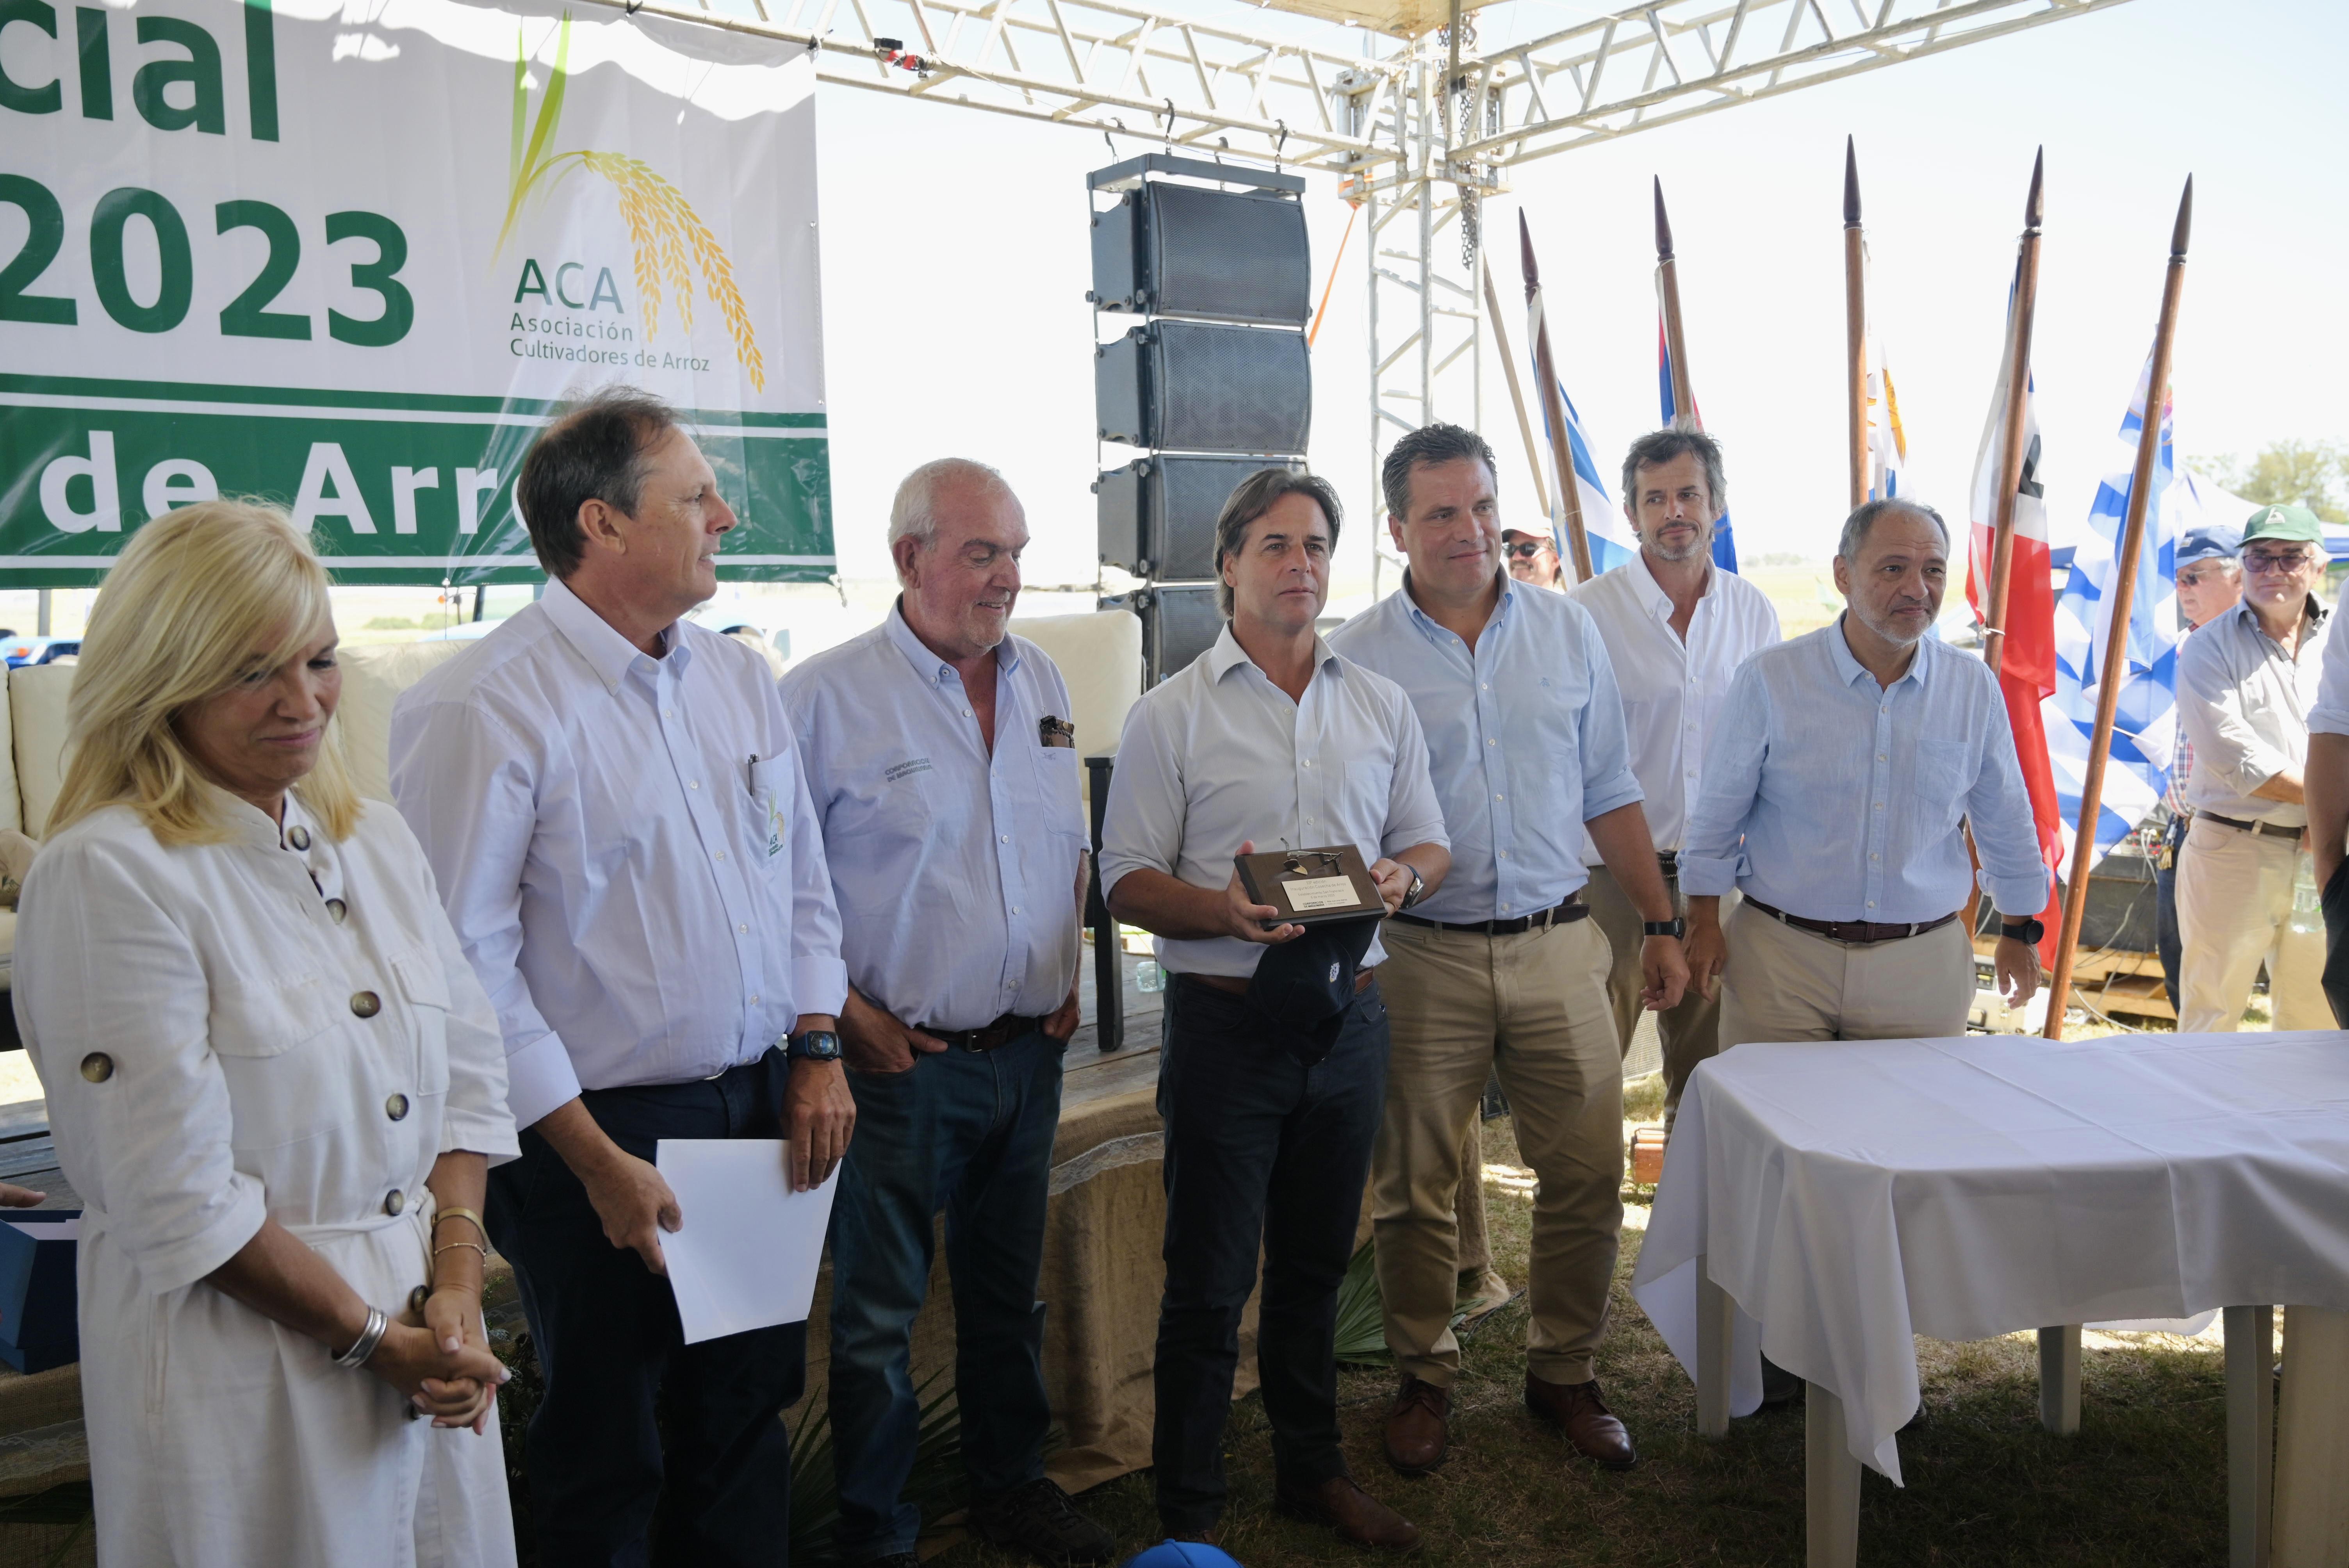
[499,15,765,389]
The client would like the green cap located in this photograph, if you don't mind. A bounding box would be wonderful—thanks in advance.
[2240,503,2326,546]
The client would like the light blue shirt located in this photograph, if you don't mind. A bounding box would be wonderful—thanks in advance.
[1099,625,1449,978]
[780,605,1088,1032]
[1328,574,1643,923]
[1680,617,2049,923]
[390,576,848,1130]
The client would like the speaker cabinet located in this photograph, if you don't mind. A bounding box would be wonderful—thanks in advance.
[1090,183,1311,326]
[1096,322,1312,456]
[1096,455,1305,579]
[1102,583,1224,684]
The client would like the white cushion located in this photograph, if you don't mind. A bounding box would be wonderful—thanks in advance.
[337,642,467,804]
[1012,610,1142,801]
[9,666,75,838]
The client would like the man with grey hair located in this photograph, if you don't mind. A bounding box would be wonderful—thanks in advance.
[1569,428,1779,1124]
[780,458,1111,1568]
[1682,498,2045,1063]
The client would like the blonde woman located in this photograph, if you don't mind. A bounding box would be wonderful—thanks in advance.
[12,502,521,1566]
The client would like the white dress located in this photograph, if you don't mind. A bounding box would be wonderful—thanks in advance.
[12,792,522,1568]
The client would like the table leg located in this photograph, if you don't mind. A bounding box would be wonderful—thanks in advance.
[2273,1304,2349,1568]
[2224,1305,2274,1568]
[1805,1381,1862,1568]
[2037,1324,2082,1435]
[1696,1254,1732,1439]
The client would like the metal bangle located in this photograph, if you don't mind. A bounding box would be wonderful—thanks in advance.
[431,1206,488,1243]
[331,1305,390,1369]
[433,1239,489,1265]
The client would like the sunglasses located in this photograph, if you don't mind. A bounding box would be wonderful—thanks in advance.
[2242,550,2318,575]
[1505,541,1548,561]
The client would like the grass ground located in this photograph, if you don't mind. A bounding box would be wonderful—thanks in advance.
[933,1079,2235,1568]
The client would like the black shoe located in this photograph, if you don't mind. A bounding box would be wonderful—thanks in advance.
[1759,1354,1804,1408]
[971,1476,1117,1567]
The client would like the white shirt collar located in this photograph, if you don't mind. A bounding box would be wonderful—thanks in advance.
[540,576,685,694]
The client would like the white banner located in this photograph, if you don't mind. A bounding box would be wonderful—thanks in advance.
[0,0,831,582]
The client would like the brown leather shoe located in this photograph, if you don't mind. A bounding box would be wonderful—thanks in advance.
[1524,1373,1638,1470]
[1383,1377,1451,1475]
[1274,1475,1423,1551]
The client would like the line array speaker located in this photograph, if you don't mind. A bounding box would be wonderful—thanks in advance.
[1089,182,1312,327]
[1096,455,1305,580]
[1103,583,1224,685]
[1095,321,1312,456]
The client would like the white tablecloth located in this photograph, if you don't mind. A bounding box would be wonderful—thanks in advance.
[1631,1032,2349,1482]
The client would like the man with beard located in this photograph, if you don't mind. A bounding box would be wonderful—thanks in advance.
[1570,429,1779,1124]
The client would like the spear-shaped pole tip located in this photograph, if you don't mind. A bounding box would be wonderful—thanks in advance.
[2171,174,2193,259]
[1843,135,1861,226]
[1519,208,1540,290]
[1653,176,1674,260]
[2025,146,2044,233]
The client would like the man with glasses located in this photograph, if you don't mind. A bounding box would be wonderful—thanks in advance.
[2154,525,2243,1010]
[1500,527,1565,590]
[2174,504,2335,1032]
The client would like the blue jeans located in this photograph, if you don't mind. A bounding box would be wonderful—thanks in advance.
[825,1028,1066,1562]
[1152,976,1389,1532]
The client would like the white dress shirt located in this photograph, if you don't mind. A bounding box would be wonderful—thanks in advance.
[1569,553,1781,855]
[781,605,1087,1032]
[1098,625,1449,978]
[390,576,848,1131]
[2308,597,2349,740]
[14,792,519,1564]
[1327,573,1641,922]
[2178,595,2332,827]
[1681,618,2048,923]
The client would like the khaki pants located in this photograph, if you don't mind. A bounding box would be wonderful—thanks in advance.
[1718,900,1976,1047]
[2175,815,2331,1033]
[1372,915,1622,1387]
[1586,863,1728,1123]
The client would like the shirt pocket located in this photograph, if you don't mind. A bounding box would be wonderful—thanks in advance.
[207,976,356,1150]
[389,949,453,1099]
[747,755,795,867]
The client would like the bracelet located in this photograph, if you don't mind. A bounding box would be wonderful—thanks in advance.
[431,1206,488,1242]
[433,1239,489,1265]
[331,1305,390,1369]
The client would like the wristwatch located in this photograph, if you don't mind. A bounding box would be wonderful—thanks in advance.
[1398,864,1427,910]
[786,1030,843,1063]
[1643,918,1686,939]
[1999,916,2046,946]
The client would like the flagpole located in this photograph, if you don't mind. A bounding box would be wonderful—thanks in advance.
[2043,176,2192,1041]
[1983,149,2046,681]
[1654,178,1695,424]
[1520,213,1594,581]
[1844,137,1868,510]
[1480,253,1555,526]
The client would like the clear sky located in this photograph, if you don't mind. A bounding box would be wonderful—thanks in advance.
[804,0,2349,592]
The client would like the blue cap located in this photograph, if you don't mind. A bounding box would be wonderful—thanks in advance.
[2177,524,2240,566]
[1124,1543,1245,1568]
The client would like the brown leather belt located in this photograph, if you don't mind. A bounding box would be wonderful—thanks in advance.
[1743,896,1960,947]
[1390,894,1588,937]
[918,1011,1046,1052]
[2198,812,2302,841]
[1181,969,1376,999]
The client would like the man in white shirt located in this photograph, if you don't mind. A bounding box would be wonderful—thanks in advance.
[2174,504,2334,1032]
[780,460,1111,1568]
[1100,469,1450,1552]
[2304,538,2349,1026]
[391,388,854,1564]
[1570,429,1779,1123]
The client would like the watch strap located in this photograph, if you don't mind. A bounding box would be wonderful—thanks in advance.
[1643,918,1686,939]
[786,1030,843,1062]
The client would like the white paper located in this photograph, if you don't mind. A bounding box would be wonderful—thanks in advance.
[655,1140,838,1345]
[4,1219,75,1242]
[1282,875,1359,913]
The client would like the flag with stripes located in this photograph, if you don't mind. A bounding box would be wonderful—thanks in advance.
[2039,349,2186,880]
[1522,284,1638,585]
[1656,319,1740,572]
[1863,261,1908,501]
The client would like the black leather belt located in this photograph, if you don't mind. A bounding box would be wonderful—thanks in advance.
[918,1012,1045,1052]
[2197,812,2301,841]
[1744,896,1960,946]
[1390,894,1589,937]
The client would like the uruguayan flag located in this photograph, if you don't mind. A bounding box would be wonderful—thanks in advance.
[1656,319,1740,573]
[2041,351,2185,880]
[1523,287,1639,585]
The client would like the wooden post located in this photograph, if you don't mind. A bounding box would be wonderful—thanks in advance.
[1654,177,1695,424]
[1479,253,1554,525]
[1983,149,2046,680]
[2044,176,2192,1039]
[1844,136,1868,510]
[1519,213,1594,580]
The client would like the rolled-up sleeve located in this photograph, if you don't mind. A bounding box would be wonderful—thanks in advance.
[1575,615,1645,823]
[1679,662,1770,896]
[14,839,265,1295]
[2309,618,2349,737]
[2178,629,2290,798]
[1098,697,1186,896]
[390,695,581,1132]
[1379,694,1450,855]
[1964,671,2053,915]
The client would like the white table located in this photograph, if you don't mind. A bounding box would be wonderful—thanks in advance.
[1631,1032,2349,1568]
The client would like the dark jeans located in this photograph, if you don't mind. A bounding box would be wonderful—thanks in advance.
[2324,859,2349,1028]
[2157,814,2188,1010]
[1152,976,1389,1533]
[487,1052,805,1568]
[826,1028,1066,1562]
